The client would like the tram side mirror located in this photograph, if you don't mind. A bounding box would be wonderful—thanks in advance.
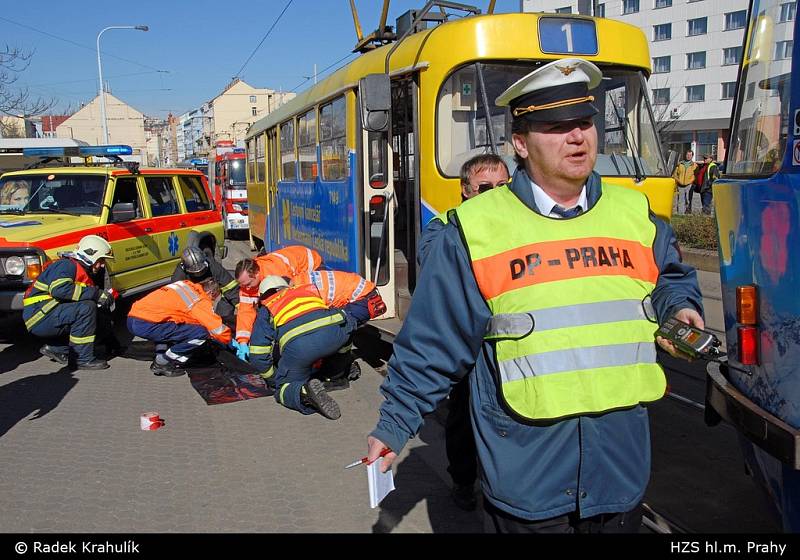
[359,74,391,132]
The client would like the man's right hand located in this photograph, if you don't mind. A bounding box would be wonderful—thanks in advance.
[235,343,250,361]
[367,436,397,473]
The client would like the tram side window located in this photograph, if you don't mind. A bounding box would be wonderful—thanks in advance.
[280,120,296,180]
[298,108,318,181]
[256,133,266,182]
[247,138,256,182]
[728,0,793,176]
[320,96,346,180]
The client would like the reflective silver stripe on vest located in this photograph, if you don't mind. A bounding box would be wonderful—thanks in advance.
[324,270,335,304]
[240,295,259,304]
[486,299,649,339]
[236,330,251,339]
[310,271,324,293]
[167,281,200,309]
[499,342,658,383]
[210,324,227,335]
[305,248,314,273]
[273,252,291,268]
[350,278,367,302]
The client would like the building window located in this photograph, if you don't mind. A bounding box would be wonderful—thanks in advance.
[622,0,639,15]
[697,131,717,159]
[687,51,706,70]
[780,2,796,22]
[251,107,258,117]
[654,0,671,8]
[298,108,318,181]
[249,95,257,103]
[775,40,794,59]
[555,6,572,13]
[652,55,671,73]
[745,82,755,100]
[722,46,742,66]
[653,23,672,41]
[724,10,747,31]
[721,81,737,100]
[686,84,705,102]
[688,17,707,36]
[652,88,670,105]
[319,96,347,180]
[596,3,605,17]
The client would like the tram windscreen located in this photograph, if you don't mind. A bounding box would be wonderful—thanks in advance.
[436,62,668,178]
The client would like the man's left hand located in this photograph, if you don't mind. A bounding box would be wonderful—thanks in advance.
[656,307,704,361]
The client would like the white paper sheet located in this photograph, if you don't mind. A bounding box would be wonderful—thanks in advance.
[367,460,395,508]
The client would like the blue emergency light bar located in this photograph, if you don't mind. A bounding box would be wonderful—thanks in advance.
[22,145,134,158]
[233,148,245,153]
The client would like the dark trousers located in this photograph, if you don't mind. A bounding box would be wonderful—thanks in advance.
[701,190,713,214]
[274,321,352,414]
[28,300,97,363]
[445,378,478,487]
[127,317,209,363]
[483,500,643,534]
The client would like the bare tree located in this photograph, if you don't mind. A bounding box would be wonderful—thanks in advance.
[0,45,55,118]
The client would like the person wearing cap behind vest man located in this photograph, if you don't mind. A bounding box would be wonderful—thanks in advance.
[364,58,704,533]
[127,277,231,377]
[292,269,387,386]
[417,153,510,511]
[245,275,355,420]
[22,234,115,370]
[233,245,324,362]
[172,246,240,328]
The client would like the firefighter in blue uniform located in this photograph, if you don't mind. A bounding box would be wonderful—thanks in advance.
[23,234,115,370]
[244,275,356,420]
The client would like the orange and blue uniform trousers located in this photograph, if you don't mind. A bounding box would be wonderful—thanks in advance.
[22,257,101,364]
[236,245,323,344]
[248,283,356,414]
[127,280,231,365]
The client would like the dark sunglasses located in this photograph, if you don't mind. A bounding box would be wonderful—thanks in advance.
[476,181,507,194]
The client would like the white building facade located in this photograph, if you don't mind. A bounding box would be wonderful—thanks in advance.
[521,0,788,161]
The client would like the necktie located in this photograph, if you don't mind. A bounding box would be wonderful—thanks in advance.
[551,205,583,218]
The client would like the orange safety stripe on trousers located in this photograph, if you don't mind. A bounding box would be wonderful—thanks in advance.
[471,236,659,301]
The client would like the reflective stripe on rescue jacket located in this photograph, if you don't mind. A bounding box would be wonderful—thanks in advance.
[23,257,94,330]
[455,183,665,421]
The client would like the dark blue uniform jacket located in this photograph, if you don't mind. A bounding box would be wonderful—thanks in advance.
[371,168,703,521]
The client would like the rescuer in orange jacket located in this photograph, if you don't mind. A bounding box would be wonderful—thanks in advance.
[127,278,231,377]
[246,275,355,419]
[233,245,323,358]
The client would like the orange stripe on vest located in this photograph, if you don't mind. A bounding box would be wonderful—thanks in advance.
[472,237,659,300]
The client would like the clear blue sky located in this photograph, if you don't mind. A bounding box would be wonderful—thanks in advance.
[3,0,520,119]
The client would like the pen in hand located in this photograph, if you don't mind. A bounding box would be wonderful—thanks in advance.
[344,447,391,469]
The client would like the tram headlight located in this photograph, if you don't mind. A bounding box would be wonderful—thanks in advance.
[5,256,24,276]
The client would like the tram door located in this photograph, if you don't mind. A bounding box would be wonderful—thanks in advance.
[391,77,418,319]
[266,128,279,249]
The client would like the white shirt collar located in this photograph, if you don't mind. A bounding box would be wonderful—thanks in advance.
[528,176,588,218]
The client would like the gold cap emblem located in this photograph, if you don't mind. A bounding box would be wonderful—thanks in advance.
[556,64,577,76]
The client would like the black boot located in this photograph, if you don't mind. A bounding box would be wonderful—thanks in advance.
[40,345,69,365]
[75,358,110,370]
[150,359,186,377]
[300,378,341,420]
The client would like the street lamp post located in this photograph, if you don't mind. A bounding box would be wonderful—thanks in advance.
[96,25,149,144]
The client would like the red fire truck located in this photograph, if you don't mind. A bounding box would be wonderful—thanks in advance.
[209,141,248,239]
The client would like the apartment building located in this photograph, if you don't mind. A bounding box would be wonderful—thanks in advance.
[522,0,796,161]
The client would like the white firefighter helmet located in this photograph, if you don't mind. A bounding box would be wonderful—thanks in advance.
[75,235,114,265]
[258,275,289,297]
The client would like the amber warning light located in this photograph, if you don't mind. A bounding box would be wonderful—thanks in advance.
[736,285,758,365]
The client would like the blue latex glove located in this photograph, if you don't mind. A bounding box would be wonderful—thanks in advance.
[228,341,241,353]
[236,343,250,361]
